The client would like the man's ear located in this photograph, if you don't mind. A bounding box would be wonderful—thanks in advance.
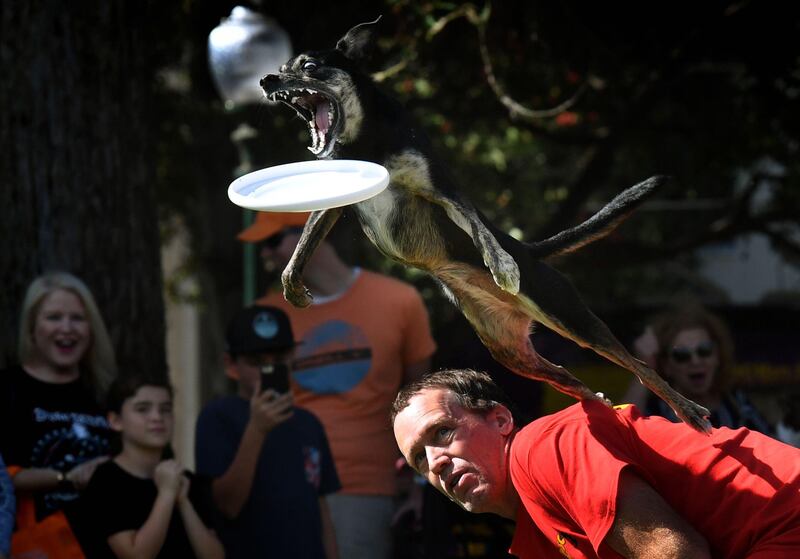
[490,405,515,436]
[335,16,382,60]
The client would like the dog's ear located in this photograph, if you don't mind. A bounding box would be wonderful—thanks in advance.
[335,16,382,61]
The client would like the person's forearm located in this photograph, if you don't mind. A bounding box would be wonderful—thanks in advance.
[116,492,175,559]
[320,497,338,559]
[178,500,225,559]
[11,467,62,493]
[0,467,15,558]
[212,421,266,518]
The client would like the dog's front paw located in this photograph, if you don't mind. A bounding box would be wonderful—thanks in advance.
[281,272,313,308]
[283,283,313,308]
[489,251,520,295]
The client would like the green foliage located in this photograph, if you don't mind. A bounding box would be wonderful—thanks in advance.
[153,0,800,319]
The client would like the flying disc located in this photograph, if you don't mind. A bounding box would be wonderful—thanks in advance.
[227,159,390,212]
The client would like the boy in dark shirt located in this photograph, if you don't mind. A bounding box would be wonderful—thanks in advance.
[82,376,223,559]
[195,305,340,558]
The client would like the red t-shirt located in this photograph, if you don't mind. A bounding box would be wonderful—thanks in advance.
[509,401,800,559]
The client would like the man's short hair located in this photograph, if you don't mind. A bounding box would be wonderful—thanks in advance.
[391,369,519,424]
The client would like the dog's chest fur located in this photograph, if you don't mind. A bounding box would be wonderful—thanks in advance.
[353,150,448,269]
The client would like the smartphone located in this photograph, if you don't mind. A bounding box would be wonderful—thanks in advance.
[260,362,290,394]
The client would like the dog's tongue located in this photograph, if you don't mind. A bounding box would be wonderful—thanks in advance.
[315,99,331,134]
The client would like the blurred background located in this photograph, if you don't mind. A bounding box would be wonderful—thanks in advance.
[2,0,799,534]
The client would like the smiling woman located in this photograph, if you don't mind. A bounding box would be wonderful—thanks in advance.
[0,271,118,558]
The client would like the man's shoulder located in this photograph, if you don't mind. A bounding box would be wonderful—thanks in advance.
[513,403,598,451]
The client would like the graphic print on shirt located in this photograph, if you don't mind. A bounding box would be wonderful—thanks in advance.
[292,320,373,394]
[556,532,575,558]
[303,446,321,489]
[30,408,110,514]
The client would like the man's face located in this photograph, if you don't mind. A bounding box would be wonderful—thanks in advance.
[393,387,514,515]
[230,351,292,398]
[259,227,303,272]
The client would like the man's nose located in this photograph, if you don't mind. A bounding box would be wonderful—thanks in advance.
[427,448,450,476]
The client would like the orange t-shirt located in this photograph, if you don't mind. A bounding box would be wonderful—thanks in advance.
[257,270,436,495]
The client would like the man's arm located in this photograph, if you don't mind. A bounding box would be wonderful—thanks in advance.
[605,469,710,559]
[211,389,293,519]
[319,496,338,559]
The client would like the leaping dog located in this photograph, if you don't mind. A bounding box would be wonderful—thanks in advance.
[259,18,711,432]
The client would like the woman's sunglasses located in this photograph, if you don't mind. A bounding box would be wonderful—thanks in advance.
[669,341,715,364]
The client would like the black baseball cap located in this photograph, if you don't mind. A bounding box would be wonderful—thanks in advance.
[225,306,298,354]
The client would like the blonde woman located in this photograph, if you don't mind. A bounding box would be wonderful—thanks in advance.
[1,272,117,557]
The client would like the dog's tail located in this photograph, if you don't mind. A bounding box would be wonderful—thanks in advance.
[528,175,668,259]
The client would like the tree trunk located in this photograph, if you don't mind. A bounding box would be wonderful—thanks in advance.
[0,1,166,377]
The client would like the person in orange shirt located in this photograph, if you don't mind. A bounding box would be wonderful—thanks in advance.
[238,212,436,559]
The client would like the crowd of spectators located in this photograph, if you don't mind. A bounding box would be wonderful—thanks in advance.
[2,232,796,558]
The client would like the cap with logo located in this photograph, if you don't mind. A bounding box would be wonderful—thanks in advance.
[237,211,310,243]
[225,305,298,354]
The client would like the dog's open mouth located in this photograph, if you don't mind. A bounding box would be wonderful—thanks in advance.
[268,88,338,157]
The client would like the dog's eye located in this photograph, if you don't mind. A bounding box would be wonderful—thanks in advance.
[302,60,318,72]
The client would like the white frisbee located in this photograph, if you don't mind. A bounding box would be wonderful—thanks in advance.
[227,159,390,212]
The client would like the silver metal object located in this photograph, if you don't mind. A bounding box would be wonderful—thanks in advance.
[208,6,292,108]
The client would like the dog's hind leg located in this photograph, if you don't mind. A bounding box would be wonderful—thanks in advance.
[587,341,712,433]
[535,299,712,433]
[483,331,606,404]
[282,207,343,307]
[436,263,602,403]
[516,259,712,433]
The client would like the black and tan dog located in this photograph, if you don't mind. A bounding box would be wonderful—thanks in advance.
[260,19,711,432]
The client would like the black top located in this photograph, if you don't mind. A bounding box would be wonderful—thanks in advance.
[80,460,215,559]
[195,396,340,559]
[644,389,773,434]
[0,365,111,520]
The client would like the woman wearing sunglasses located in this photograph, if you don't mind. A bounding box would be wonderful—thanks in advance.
[623,305,773,433]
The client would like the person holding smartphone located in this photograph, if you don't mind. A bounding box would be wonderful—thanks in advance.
[195,306,340,559]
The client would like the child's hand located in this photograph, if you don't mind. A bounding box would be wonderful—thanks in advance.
[177,473,191,505]
[633,326,659,368]
[249,379,294,434]
[154,459,183,496]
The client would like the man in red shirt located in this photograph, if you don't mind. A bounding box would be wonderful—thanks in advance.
[392,369,800,559]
